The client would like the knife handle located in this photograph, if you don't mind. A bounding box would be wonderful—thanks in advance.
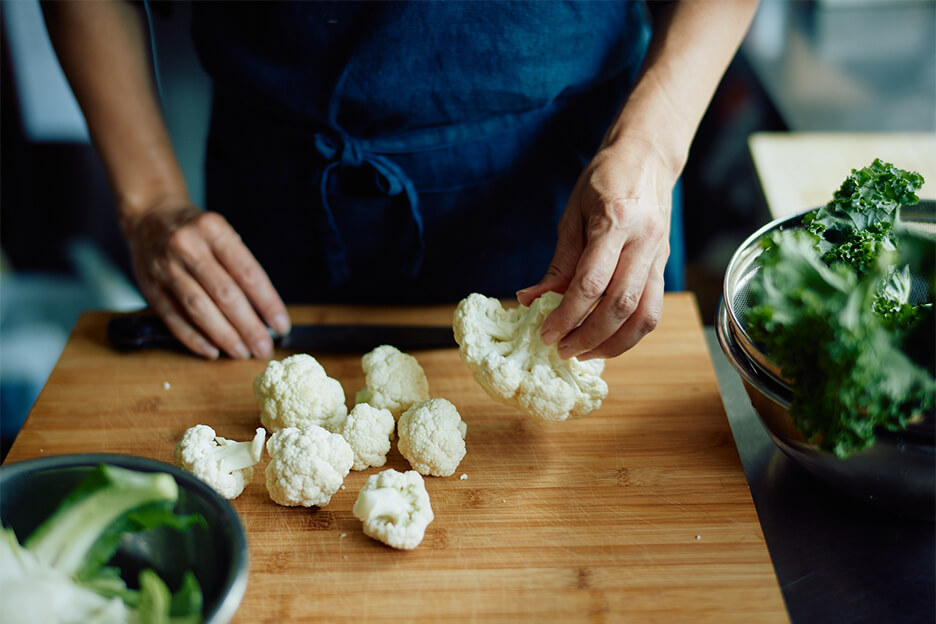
[107,315,182,351]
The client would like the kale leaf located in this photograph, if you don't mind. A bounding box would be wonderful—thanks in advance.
[747,160,934,457]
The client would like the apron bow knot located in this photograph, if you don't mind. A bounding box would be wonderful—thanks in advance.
[312,132,425,284]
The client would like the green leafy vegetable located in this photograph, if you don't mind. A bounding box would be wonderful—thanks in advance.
[748,160,935,457]
[0,464,205,624]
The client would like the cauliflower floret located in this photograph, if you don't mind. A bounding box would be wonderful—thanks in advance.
[397,398,467,477]
[174,425,265,499]
[332,403,395,471]
[352,469,434,550]
[253,354,348,432]
[265,426,353,507]
[453,292,609,422]
[354,345,430,420]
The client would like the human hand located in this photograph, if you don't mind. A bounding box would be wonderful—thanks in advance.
[517,139,674,360]
[123,201,291,359]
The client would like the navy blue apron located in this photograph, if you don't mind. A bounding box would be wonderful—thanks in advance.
[191,1,660,304]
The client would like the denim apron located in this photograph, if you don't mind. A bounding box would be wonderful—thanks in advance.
[191,1,655,304]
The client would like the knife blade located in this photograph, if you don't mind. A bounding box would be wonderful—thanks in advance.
[106,314,456,354]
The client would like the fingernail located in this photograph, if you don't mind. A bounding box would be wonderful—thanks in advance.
[271,313,291,335]
[558,344,575,360]
[232,342,251,359]
[541,329,560,345]
[253,336,274,359]
[196,338,220,360]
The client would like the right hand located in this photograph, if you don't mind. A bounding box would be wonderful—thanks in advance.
[123,201,291,359]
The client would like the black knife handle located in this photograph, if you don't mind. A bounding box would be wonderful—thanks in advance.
[107,315,181,351]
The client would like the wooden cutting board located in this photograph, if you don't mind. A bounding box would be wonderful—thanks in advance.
[749,131,936,219]
[3,293,787,623]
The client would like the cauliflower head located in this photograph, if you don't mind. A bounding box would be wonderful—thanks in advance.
[333,403,395,471]
[453,292,608,422]
[353,469,434,550]
[265,426,353,507]
[253,354,348,432]
[174,425,265,499]
[354,345,430,420]
[397,398,467,477]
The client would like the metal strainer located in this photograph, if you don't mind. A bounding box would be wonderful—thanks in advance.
[722,200,935,392]
[716,200,935,519]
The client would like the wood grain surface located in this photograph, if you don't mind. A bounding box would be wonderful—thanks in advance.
[3,293,788,623]
[748,131,936,219]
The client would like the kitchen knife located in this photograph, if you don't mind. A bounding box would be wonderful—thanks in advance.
[107,314,457,354]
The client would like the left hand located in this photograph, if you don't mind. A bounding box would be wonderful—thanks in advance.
[517,137,674,360]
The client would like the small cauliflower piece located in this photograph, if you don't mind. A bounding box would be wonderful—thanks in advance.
[453,292,609,422]
[253,354,348,432]
[397,398,467,477]
[174,425,265,499]
[354,345,430,420]
[265,426,353,507]
[353,469,434,550]
[332,403,395,470]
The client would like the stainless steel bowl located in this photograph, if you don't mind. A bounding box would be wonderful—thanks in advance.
[717,205,936,520]
[0,454,250,623]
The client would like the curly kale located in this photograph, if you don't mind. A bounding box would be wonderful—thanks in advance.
[803,158,924,276]
[748,161,933,457]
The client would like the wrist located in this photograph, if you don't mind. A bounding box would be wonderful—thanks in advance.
[600,78,694,184]
[117,188,196,240]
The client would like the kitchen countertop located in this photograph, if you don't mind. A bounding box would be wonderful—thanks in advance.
[1,295,789,623]
[706,329,935,624]
[748,131,936,219]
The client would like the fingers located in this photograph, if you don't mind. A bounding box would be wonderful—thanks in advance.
[564,246,667,360]
[130,208,288,360]
[137,278,220,360]
[208,216,291,336]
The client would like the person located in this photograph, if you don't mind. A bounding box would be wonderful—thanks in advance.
[42,0,758,361]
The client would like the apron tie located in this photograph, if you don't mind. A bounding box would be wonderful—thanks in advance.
[313,132,424,284]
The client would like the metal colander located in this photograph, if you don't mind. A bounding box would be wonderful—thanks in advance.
[715,200,935,519]
[722,201,935,392]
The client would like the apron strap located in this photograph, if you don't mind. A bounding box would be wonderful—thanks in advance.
[313,132,424,284]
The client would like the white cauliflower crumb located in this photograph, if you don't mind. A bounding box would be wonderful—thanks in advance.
[453,292,609,422]
[162,381,171,390]
[397,398,467,477]
[253,354,348,432]
[354,345,430,420]
[330,403,395,471]
[459,473,468,480]
[265,426,353,507]
[353,469,433,550]
[174,425,265,499]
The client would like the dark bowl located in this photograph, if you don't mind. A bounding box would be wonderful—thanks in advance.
[716,298,935,521]
[0,453,249,623]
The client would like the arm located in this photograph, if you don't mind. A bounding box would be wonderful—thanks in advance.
[41,0,289,359]
[518,0,759,359]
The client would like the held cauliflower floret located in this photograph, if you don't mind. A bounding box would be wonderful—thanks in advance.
[254,354,348,432]
[397,398,467,477]
[174,425,265,499]
[453,291,609,422]
[332,403,395,471]
[353,469,434,550]
[265,426,353,507]
[354,345,430,420]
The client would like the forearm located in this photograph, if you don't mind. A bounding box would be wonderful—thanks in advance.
[41,0,190,230]
[603,0,759,179]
